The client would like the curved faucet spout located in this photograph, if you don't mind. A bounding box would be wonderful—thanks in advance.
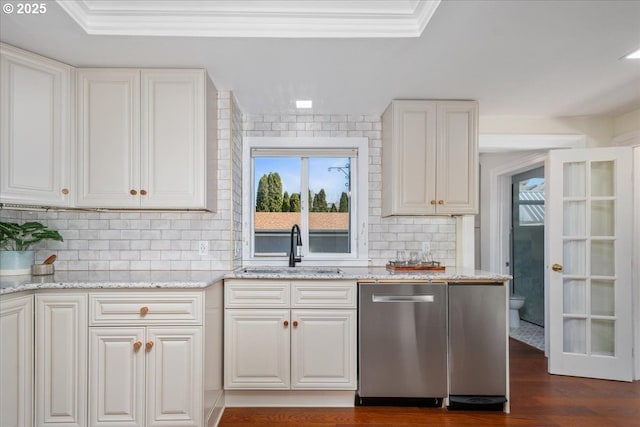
[289,224,303,267]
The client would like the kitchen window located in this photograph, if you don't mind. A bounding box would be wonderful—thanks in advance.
[243,137,368,266]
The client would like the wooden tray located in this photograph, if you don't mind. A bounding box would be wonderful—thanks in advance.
[386,263,446,272]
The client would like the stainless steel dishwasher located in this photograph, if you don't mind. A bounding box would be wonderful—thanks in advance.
[357,282,447,406]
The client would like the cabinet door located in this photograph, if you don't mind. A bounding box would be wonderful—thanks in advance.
[36,294,87,427]
[224,309,290,389]
[382,100,437,216]
[89,327,145,427]
[290,309,356,390]
[76,69,140,208]
[435,101,478,214]
[0,44,71,206]
[146,327,202,427]
[140,70,205,208]
[0,294,33,427]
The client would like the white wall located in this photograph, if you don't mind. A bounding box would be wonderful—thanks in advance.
[614,108,640,136]
[633,145,640,380]
[480,115,614,147]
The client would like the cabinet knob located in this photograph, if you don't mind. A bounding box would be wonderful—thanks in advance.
[293,320,298,328]
[146,341,154,351]
[133,341,142,352]
[130,189,138,196]
[140,306,149,315]
[283,320,289,327]
[140,189,148,196]
[61,188,69,195]
[552,263,563,272]
[438,200,444,205]
[430,200,436,205]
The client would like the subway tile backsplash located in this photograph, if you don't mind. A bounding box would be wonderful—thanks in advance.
[1,95,456,271]
[242,113,456,268]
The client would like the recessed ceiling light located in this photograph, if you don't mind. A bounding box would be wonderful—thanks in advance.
[296,100,313,109]
[624,48,640,59]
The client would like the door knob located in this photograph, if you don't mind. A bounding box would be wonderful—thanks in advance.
[552,263,563,272]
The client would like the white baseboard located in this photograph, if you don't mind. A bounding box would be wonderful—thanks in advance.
[224,390,355,407]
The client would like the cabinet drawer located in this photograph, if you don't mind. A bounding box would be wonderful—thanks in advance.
[89,292,202,325]
[225,280,290,308]
[291,281,356,308]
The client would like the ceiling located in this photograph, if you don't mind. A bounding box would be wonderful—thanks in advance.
[1,0,639,117]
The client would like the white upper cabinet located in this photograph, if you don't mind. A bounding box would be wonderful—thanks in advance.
[0,44,72,207]
[381,100,478,216]
[76,69,140,208]
[76,68,215,210]
[141,70,206,208]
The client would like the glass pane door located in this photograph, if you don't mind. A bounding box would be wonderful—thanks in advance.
[561,160,615,356]
[548,147,632,381]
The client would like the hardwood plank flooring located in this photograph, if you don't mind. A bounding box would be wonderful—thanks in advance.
[219,339,640,426]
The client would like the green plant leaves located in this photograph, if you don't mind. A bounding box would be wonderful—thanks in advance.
[0,221,63,251]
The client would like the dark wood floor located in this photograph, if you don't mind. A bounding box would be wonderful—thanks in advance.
[219,339,640,426]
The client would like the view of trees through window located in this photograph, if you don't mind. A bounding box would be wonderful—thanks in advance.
[255,172,349,213]
[253,157,351,255]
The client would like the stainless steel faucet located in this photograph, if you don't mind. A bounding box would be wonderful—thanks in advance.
[289,224,302,267]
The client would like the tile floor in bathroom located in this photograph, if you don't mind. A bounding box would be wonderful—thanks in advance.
[509,319,544,351]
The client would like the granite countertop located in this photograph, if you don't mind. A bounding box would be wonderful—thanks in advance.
[0,270,228,295]
[226,266,511,283]
[1,267,511,296]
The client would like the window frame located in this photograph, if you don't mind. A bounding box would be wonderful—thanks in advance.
[242,137,369,267]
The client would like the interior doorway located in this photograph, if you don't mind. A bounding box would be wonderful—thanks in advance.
[511,167,545,327]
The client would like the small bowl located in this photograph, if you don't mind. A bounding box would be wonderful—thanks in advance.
[32,264,54,276]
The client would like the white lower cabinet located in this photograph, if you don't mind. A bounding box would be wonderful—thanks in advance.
[225,309,290,389]
[0,294,33,427]
[35,293,88,427]
[88,292,203,427]
[224,280,357,392]
[89,326,202,427]
[0,287,220,427]
[290,309,356,389]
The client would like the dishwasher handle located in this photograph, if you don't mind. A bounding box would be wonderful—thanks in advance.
[372,295,435,303]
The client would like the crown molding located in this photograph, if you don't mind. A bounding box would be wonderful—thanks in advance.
[55,0,441,38]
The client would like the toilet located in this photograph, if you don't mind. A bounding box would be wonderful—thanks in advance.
[509,295,526,329]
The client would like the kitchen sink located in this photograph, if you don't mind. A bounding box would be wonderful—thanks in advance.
[240,267,342,275]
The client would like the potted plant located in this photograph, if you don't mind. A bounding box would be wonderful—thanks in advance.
[0,221,63,275]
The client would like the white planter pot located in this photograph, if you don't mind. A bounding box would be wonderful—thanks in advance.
[0,251,35,275]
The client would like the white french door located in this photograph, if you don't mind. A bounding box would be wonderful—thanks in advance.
[547,147,633,381]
